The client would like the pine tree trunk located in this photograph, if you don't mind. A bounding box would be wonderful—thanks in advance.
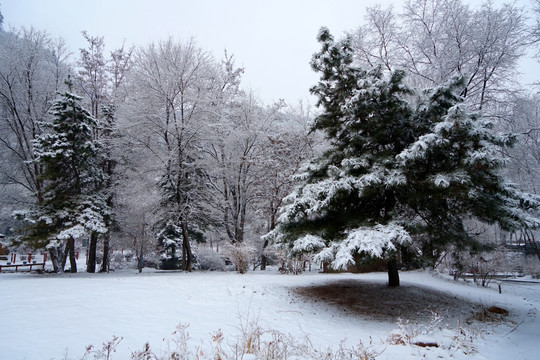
[100,233,110,272]
[387,257,400,287]
[67,236,77,273]
[87,232,97,273]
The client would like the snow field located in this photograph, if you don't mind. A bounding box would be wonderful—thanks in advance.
[0,270,538,359]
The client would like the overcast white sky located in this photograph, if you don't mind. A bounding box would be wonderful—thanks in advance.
[1,0,538,105]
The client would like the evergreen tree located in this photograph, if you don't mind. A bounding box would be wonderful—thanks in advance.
[269,28,540,287]
[156,153,208,272]
[397,79,540,261]
[156,220,183,270]
[14,76,109,272]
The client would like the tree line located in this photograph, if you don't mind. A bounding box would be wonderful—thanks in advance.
[1,0,540,282]
[0,11,315,273]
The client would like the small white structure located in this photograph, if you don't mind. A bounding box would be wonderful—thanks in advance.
[0,233,7,255]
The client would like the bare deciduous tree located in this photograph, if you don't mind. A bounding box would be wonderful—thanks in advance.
[351,0,530,110]
[0,28,70,204]
[125,38,215,271]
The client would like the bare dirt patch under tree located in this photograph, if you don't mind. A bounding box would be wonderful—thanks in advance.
[292,279,487,325]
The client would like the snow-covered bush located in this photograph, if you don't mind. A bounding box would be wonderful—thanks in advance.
[108,251,135,271]
[141,252,160,270]
[194,247,229,271]
[275,249,309,274]
[225,244,257,274]
[278,258,306,274]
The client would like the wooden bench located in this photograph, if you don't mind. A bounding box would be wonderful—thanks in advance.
[0,263,45,273]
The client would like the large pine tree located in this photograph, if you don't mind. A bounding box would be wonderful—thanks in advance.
[269,28,540,286]
[15,77,109,272]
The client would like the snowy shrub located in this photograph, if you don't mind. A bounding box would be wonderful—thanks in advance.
[278,258,306,275]
[141,252,160,269]
[195,247,228,271]
[272,248,307,274]
[225,244,257,274]
[278,254,309,275]
[110,253,125,270]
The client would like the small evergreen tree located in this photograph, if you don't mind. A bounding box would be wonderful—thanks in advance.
[156,220,183,270]
[269,28,540,287]
[14,76,109,272]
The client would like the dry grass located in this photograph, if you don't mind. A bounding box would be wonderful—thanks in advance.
[469,306,510,323]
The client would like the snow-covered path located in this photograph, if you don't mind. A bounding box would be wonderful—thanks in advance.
[1,270,538,359]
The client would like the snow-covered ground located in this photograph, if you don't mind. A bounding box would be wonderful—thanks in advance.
[1,268,538,359]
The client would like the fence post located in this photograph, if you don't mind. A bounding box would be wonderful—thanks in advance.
[44,252,48,263]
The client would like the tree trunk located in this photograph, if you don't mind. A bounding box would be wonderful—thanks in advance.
[48,244,64,273]
[87,232,98,273]
[261,210,277,271]
[67,236,77,273]
[181,220,192,272]
[137,243,144,273]
[387,257,400,287]
[260,238,269,271]
[61,243,69,271]
[138,253,143,273]
[100,233,110,272]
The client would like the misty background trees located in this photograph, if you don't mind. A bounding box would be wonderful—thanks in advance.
[1,0,540,276]
[0,9,314,273]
